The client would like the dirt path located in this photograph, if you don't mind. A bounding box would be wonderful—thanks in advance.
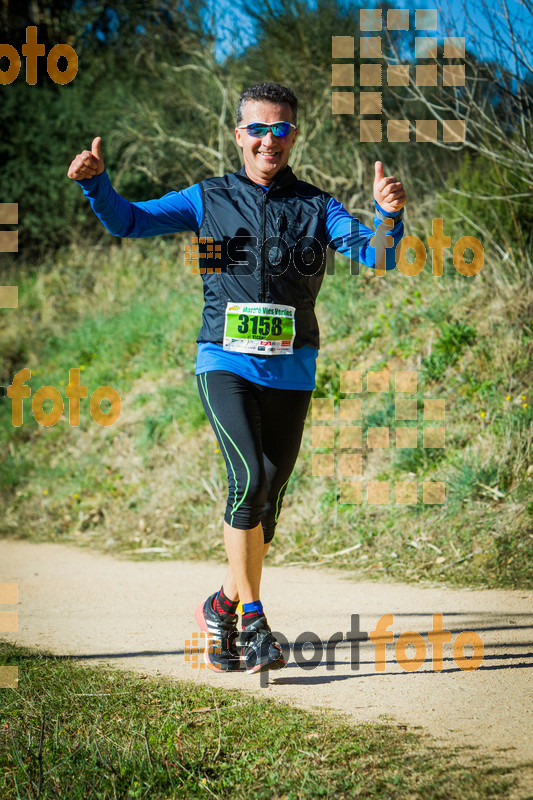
[2,538,533,793]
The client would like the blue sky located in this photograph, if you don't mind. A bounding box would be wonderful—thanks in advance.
[86,0,531,78]
[206,0,532,77]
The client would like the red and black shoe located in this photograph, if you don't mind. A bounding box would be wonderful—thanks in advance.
[195,592,241,672]
[239,615,286,674]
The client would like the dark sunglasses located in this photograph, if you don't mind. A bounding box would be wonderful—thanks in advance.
[237,121,298,138]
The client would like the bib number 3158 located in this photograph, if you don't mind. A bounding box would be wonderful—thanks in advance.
[237,315,283,337]
[223,302,296,355]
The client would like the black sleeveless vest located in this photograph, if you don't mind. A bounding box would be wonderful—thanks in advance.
[196,164,331,350]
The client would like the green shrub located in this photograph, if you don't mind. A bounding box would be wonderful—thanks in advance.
[422,321,476,381]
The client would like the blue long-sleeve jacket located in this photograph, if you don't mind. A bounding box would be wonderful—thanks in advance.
[76,166,404,389]
[76,168,403,268]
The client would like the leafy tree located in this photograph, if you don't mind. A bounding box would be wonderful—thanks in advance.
[0,0,208,265]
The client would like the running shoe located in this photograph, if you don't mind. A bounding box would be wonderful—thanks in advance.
[239,614,286,674]
[194,592,241,672]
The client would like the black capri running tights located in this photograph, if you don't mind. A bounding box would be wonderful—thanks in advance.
[197,370,312,544]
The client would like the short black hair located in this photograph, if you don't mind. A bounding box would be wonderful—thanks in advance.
[236,83,298,127]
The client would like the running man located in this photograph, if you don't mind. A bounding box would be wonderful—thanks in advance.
[67,82,406,675]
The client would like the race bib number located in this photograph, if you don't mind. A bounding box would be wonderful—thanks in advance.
[223,302,296,355]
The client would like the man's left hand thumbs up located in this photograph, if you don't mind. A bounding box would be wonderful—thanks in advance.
[373,161,406,214]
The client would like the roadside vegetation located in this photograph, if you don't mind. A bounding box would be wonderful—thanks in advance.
[0,2,532,583]
[0,2,532,797]
[0,641,521,799]
[0,223,531,588]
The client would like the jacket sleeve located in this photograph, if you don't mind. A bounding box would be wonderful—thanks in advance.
[324,196,404,271]
[75,169,202,237]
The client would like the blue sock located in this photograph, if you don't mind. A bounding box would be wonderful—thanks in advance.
[242,600,263,615]
[242,600,264,629]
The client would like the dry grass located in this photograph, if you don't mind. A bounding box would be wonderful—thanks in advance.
[1,229,532,587]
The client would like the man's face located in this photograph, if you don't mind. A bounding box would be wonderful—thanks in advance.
[235,100,299,186]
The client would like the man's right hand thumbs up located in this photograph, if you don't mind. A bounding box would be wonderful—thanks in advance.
[67,136,105,180]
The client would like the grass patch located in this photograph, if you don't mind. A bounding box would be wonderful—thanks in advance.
[0,234,532,589]
[0,641,521,800]
[421,321,477,383]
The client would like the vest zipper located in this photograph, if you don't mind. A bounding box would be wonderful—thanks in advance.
[260,192,267,302]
